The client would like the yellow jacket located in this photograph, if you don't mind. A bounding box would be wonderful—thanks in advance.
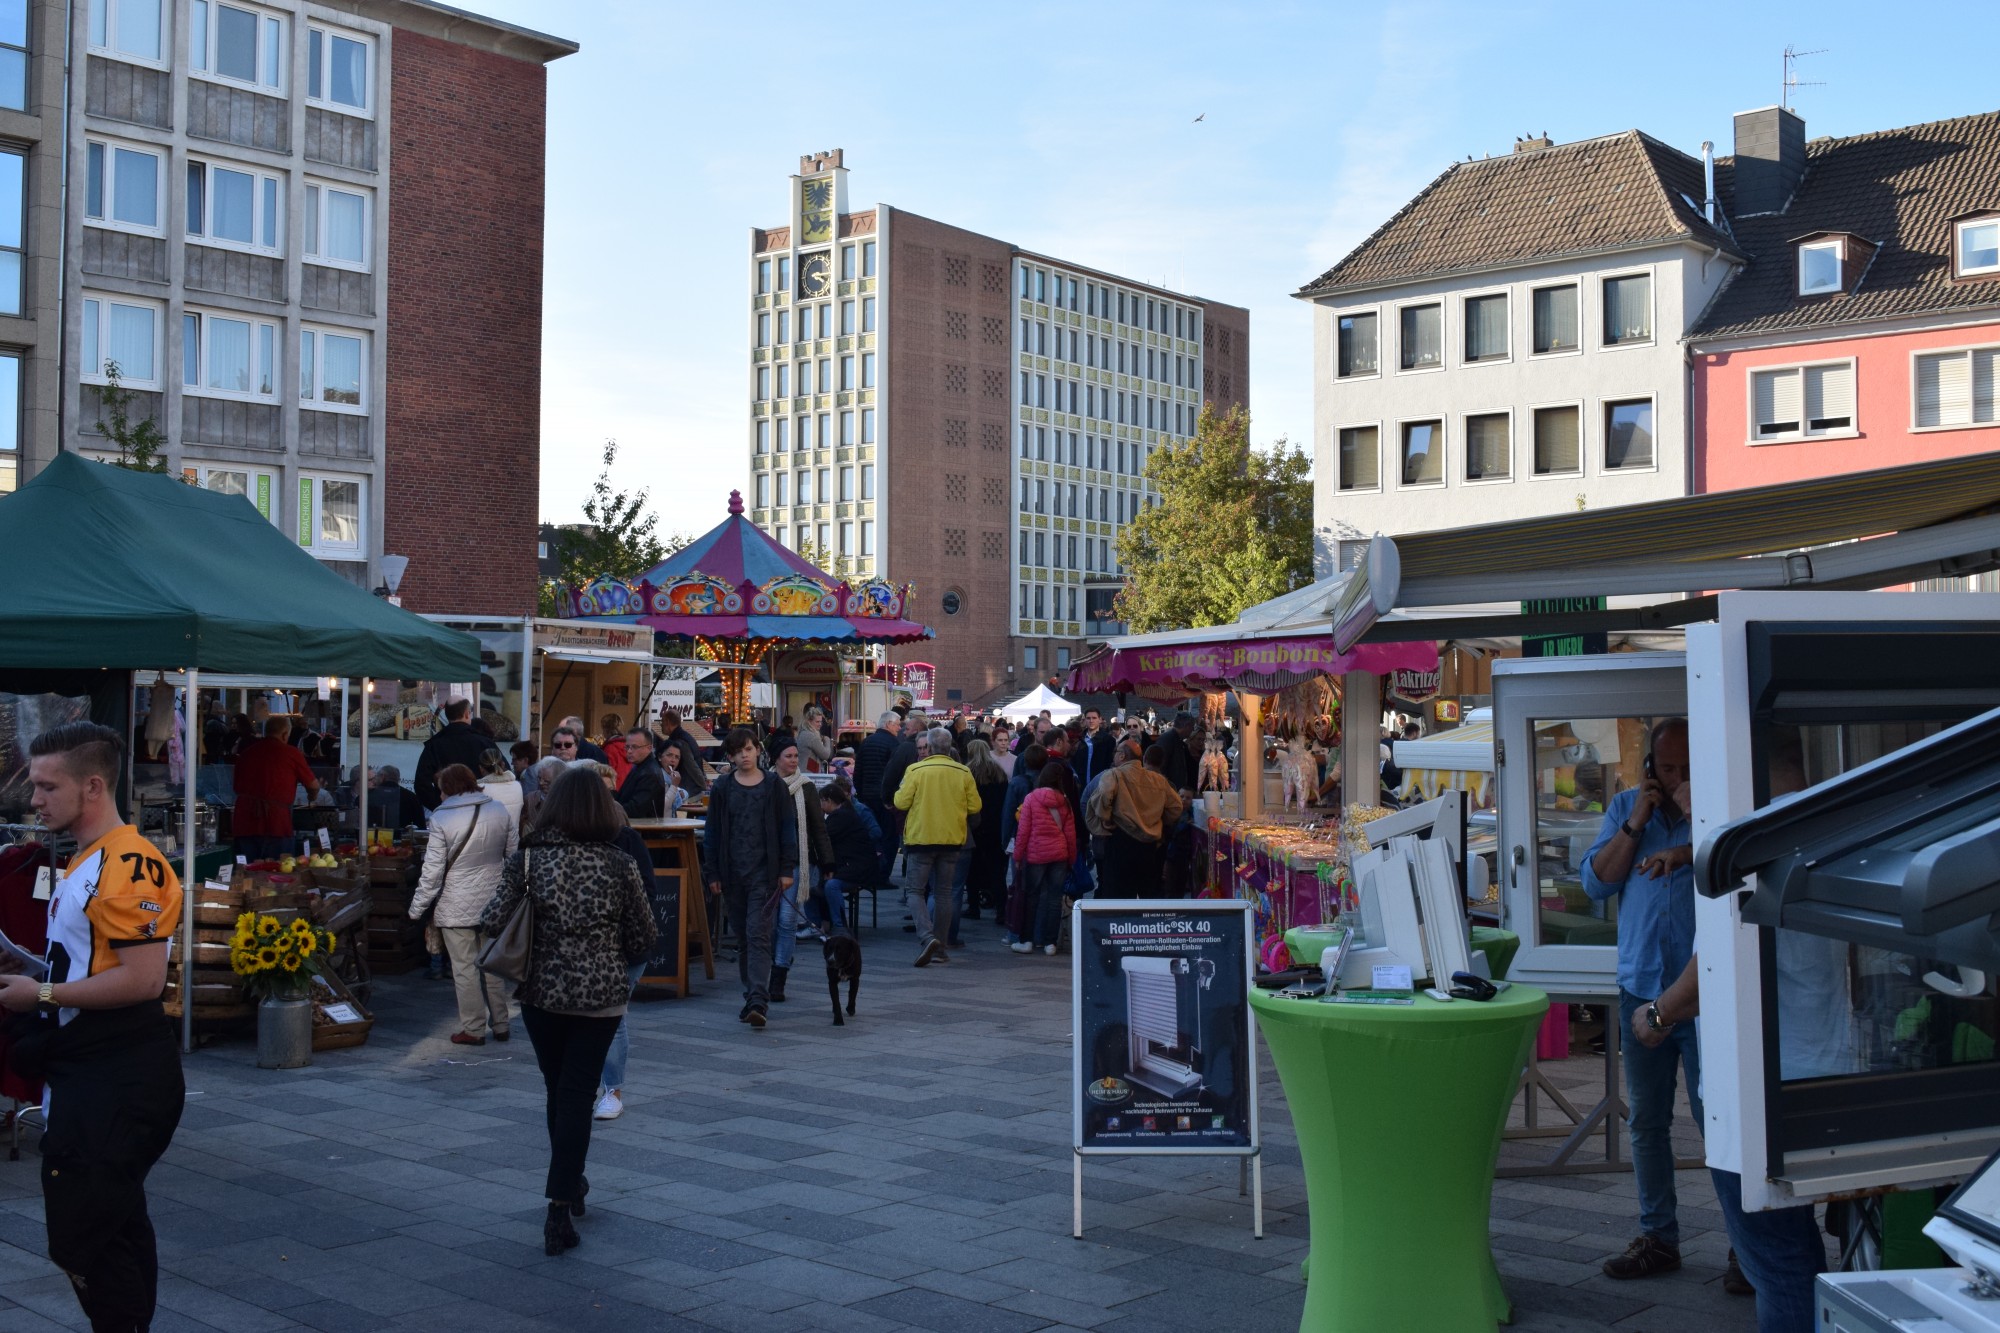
[892,754,982,847]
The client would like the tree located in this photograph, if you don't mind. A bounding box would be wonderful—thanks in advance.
[539,440,686,614]
[97,361,169,474]
[793,538,863,583]
[1114,405,1313,632]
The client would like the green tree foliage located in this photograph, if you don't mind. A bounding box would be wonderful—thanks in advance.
[1114,405,1313,632]
[98,362,169,474]
[539,440,686,614]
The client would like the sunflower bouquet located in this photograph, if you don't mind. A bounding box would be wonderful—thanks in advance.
[230,912,337,1001]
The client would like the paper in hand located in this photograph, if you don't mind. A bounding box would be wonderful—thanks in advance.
[0,930,48,980]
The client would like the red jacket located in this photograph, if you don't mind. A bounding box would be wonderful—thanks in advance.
[604,735,632,785]
[1012,787,1076,866]
[233,737,316,837]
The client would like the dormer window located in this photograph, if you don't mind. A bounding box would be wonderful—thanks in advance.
[1959,218,2000,278]
[1799,241,1842,295]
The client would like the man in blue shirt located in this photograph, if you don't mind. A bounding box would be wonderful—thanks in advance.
[1580,717,1697,1281]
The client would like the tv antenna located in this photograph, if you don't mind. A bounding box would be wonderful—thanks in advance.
[1782,45,1826,111]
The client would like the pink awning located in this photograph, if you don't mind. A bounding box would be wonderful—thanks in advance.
[1067,635,1438,696]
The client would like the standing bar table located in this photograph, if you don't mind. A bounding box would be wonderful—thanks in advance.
[631,817,715,997]
[1251,984,1548,1332]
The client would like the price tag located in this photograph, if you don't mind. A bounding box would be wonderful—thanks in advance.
[218,863,234,883]
[32,867,52,901]
[236,854,248,866]
[1372,964,1414,992]
[317,828,332,851]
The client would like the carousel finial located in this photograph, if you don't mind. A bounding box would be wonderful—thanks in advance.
[728,489,744,515]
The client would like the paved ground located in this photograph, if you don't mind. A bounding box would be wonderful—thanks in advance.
[0,898,1768,1333]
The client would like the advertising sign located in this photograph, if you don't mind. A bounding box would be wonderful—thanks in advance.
[1521,596,1608,658]
[1391,666,1442,702]
[904,662,936,708]
[1072,900,1258,1156]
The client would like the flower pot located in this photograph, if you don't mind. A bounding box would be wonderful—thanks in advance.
[256,995,314,1069]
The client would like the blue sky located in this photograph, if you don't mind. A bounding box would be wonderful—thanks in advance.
[467,0,1994,533]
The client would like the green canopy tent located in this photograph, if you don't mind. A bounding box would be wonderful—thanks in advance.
[0,453,483,1048]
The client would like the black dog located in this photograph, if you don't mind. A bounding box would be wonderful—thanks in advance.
[824,929,862,1025]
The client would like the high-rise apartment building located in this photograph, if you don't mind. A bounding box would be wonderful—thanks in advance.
[4,0,572,616]
[747,151,1249,706]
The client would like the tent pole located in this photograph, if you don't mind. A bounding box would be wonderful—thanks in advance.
[357,680,370,866]
[181,667,198,1054]
[1341,669,1381,810]
[1238,692,1263,822]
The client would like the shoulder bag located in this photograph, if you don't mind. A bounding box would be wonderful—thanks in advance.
[477,846,535,983]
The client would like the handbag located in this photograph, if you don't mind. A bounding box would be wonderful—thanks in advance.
[476,847,535,983]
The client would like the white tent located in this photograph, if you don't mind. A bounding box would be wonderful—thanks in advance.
[994,683,1081,722]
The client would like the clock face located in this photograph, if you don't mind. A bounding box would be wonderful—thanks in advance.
[798,251,832,299]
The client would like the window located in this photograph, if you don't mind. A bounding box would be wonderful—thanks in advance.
[775,472,790,507]
[0,2,25,110]
[1057,646,1071,670]
[1399,304,1441,370]
[839,411,855,446]
[188,159,282,253]
[1799,241,1842,295]
[90,0,162,62]
[1602,274,1652,345]
[1603,398,1654,469]
[795,524,807,548]
[81,294,159,386]
[84,139,161,233]
[0,353,17,473]
[861,353,875,388]
[191,2,284,91]
[190,465,275,520]
[183,309,277,399]
[754,473,771,508]
[1463,294,1508,362]
[1024,646,1038,671]
[755,420,770,454]
[840,299,855,335]
[817,522,829,552]
[755,366,769,400]
[815,467,831,503]
[816,411,829,447]
[840,245,856,281]
[757,259,771,294]
[860,408,875,443]
[1915,347,2000,429]
[817,357,831,393]
[299,326,366,411]
[838,521,853,557]
[1532,405,1581,475]
[1423,406,1497,488]
[306,25,372,114]
[1400,420,1443,486]
[839,355,855,391]
[1959,220,2000,278]
[1337,312,1377,377]
[1531,285,1578,354]
[298,474,364,558]
[304,182,370,269]
[794,469,808,503]
[860,521,874,557]
[860,463,874,499]
[862,296,876,332]
[775,418,789,452]
[796,415,812,449]
[838,465,854,501]
[775,311,789,344]
[756,312,771,348]
[777,257,790,292]
[1752,362,1856,439]
[0,151,19,315]
[862,241,876,277]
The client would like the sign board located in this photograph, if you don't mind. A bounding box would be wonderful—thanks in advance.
[540,624,642,652]
[771,650,842,684]
[646,674,698,718]
[904,662,936,708]
[1072,899,1258,1156]
[1521,596,1608,658]
[1390,666,1441,702]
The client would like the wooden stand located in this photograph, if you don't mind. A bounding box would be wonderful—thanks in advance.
[634,819,716,998]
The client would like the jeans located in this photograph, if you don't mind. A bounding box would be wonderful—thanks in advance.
[1619,988,1704,1245]
[903,846,959,950]
[811,874,848,931]
[1021,860,1066,948]
[518,1005,621,1204]
[598,961,650,1092]
[1711,1168,1825,1333]
[724,876,779,1009]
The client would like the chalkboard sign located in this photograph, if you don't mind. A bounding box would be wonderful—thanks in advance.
[1072,900,1258,1156]
[635,825,696,992]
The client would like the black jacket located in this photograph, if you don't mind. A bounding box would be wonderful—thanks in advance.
[1156,731,1195,792]
[702,771,798,889]
[1071,730,1117,788]
[824,803,879,883]
[879,738,921,814]
[414,721,500,809]
[854,727,900,805]
[616,756,669,819]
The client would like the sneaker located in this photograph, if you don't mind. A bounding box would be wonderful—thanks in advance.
[592,1090,623,1121]
[1044,944,1057,956]
[915,938,944,967]
[1722,1250,1754,1296]
[1602,1235,1681,1280]
[1011,941,1034,954]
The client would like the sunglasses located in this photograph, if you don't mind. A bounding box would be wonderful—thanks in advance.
[553,740,576,749]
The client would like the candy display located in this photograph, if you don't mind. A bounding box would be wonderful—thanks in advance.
[1194,817,1350,963]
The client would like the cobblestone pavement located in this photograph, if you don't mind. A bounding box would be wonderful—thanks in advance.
[0,901,1761,1332]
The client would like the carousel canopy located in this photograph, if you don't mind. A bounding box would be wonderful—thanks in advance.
[558,491,932,645]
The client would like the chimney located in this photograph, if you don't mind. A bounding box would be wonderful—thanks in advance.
[1731,107,1805,216]
[1513,134,1553,154]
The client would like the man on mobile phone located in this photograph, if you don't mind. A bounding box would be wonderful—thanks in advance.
[1580,717,1697,1281]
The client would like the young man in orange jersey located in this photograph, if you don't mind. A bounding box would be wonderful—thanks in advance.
[0,722,184,1333]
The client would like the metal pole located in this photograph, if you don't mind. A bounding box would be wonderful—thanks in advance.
[357,679,370,866]
[180,667,198,1054]
[1072,1152,1084,1239]
[1252,1155,1264,1239]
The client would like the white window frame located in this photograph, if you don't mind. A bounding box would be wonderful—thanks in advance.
[297,471,366,559]
[1334,307,1381,381]
[298,323,369,414]
[187,156,284,255]
[1797,240,1843,296]
[1460,289,1511,366]
[305,23,375,118]
[1599,271,1655,349]
[1954,218,2000,278]
[1527,399,1585,480]
[754,472,770,508]
[1395,301,1444,374]
[189,0,286,94]
[186,463,278,521]
[80,293,163,388]
[1334,421,1381,494]
[1746,358,1858,444]
[83,136,165,237]
[1395,416,1446,489]
[1462,408,1514,484]
[89,0,166,66]
[1601,393,1659,472]
[1910,343,2000,432]
[183,306,281,402]
[1529,282,1582,358]
[303,180,373,272]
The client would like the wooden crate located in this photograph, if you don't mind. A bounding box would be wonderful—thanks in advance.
[309,972,374,1051]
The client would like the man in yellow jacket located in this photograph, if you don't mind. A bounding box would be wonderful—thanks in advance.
[893,726,982,967]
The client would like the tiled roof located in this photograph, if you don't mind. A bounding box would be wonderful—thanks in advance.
[1694,110,2000,339]
[1296,131,1739,298]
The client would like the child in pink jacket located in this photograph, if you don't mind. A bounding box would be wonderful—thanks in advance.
[1010,766,1077,955]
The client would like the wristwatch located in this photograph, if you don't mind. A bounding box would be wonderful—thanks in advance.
[1622,819,1646,840]
[36,981,54,1012]
[1645,1001,1672,1033]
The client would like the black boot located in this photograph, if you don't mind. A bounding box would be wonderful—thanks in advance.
[770,965,789,1002]
[544,1202,580,1255]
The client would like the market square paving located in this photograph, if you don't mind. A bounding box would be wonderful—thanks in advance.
[0,907,1755,1333]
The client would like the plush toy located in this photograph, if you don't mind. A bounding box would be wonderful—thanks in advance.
[1198,735,1231,792]
[1280,736,1318,813]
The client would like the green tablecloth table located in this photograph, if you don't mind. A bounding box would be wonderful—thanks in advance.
[1251,984,1549,1332]
[1281,925,1520,979]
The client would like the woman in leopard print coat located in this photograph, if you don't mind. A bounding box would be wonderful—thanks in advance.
[480,768,656,1254]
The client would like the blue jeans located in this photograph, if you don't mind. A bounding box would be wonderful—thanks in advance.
[598,961,649,1093]
[1619,988,1703,1245]
[775,875,845,968]
[1710,1168,1824,1333]
[1021,861,1066,948]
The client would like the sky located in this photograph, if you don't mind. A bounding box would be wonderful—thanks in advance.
[462,0,1996,534]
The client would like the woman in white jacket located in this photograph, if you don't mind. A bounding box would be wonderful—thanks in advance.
[410,764,520,1044]
[477,749,526,825]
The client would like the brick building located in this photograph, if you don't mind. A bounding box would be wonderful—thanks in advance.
[747,151,1250,707]
[41,0,571,614]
